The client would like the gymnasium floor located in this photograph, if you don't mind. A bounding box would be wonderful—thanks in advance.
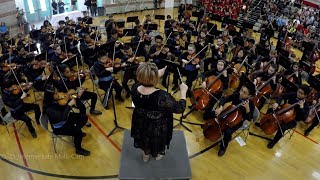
[1,8,320,180]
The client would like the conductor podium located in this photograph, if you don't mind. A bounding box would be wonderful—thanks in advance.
[119,130,192,180]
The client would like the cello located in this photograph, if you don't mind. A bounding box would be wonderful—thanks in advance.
[252,72,278,107]
[259,102,300,135]
[304,101,320,124]
[229,56,248,90]
[192,66,230,110]
[202,98,251,142]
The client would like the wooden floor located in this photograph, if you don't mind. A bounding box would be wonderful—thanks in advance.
[1,8,320,180]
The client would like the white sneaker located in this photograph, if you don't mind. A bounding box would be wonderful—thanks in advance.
[155,154,164,160]
[142,154,150,162]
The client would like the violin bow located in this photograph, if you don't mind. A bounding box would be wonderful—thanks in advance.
[176,67,183,84]
[9,65,24,93]
[56,66,69,92]
[158,31,172,53]
[75,56,83,87]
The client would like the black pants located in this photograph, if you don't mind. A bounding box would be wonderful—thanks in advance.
[99,79,123,107]
[79,91,97,111]
[11,103,41,134]
[122,68,136,94]
[90,6,97,16]
[53,112,88,150]
[220,121,244,151]
[305,118,320,134]
[271,120,297,144]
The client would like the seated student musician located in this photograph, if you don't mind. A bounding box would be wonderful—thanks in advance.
[255,84,310,149]
[211,82,256,156]
[121,45,143,98]
[1,78,41,138]
[201,59,230,120]
[172,44,200,94]
[93,51,124,109]
[56,64,101,115]
[304,92,320,136]
[43,85,91,156]
[251,63,279,110]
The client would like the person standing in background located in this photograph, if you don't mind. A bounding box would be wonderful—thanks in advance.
[84,0,91,14]
[91,0,97,17]
[58,0,65,14]
[52,0,58,15]
[71,0,77,11]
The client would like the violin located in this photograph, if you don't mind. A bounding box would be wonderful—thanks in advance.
[54,89,78,106]
[1,63,22,72]
[11,82,32,95]
[68,71,87,81]
[104,57,122,68]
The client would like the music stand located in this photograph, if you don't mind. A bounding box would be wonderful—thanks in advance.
[107,80,126,137]
[144,23,158,31]
[155,15,165,27]
[243,21,254,29]
[191,31,199,37]
[308,75,320,91]
[192,11,201,18]
[280,76,298,93]
[255,45,270,57]
[127,16,139,28]
[116,20,125,28]
[278,55,292,70]
[225,18,237,26]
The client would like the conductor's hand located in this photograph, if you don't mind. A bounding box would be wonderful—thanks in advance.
[179,82,188,100]
[68,98,76,107]
[158,66,167,78]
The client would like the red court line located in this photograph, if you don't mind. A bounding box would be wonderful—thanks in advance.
[294,130,319,145]
[13,124,34,180]
[88,116,122,152]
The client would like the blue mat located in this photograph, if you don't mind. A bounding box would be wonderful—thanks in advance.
[119,130,192,180]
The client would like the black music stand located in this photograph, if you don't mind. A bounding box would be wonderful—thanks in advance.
[192,11,202,18]
[107,80,126,137]
[127,16,139,28]
[155,15,165,27]
[278,55,292,70]
[255,45,270,57]
[144,23,158,31]
[116,20,125,28]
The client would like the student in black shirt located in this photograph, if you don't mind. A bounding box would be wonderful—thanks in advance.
[1,79,40,138]
[257,85,310,149]
[56,64,102,115]
[52,0,58,15]
[304,93,320,136]
[43,86,90,156]
[212,83,256,156]
[93,51,124,109]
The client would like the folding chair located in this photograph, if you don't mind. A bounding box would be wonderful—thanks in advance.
[238,107,260,142]
[39,113,74,153]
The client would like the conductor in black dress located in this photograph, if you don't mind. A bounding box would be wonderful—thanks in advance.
[131,62,188,162]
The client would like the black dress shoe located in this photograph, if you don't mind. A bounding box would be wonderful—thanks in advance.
[218,149,226,157]
[76,148,90,156]
[31,132,37,138]
[267,141,275,149]
[82,132,87,137]
[85,122,92,127]
[254,122,261,127]
[90,110,102,115]
[304,130,310,136]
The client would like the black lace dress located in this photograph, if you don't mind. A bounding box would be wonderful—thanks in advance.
[131,83,186,157]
